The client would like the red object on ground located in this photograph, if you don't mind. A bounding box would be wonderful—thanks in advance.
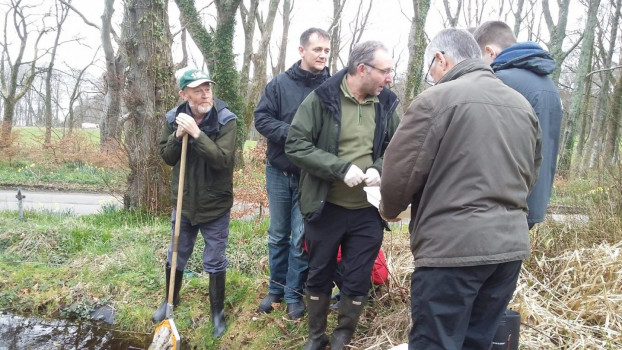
[303,240,389,285]
[336,247,389,285]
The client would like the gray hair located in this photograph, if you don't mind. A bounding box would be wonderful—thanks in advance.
[424,28,482,67]
[347,41,388,75]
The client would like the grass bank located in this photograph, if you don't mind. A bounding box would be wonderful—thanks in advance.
[0,127,127,192]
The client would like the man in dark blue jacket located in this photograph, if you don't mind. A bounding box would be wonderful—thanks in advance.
[253,28,330,320]
[474,21,563,229]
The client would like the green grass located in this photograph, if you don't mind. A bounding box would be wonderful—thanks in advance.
[0,209,314,349]
[14,127,100,147]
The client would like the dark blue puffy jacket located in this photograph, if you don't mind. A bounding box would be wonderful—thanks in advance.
[253,61,329,174]
[492,42,563,225]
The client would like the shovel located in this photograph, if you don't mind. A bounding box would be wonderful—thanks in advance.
[149,133,188,350]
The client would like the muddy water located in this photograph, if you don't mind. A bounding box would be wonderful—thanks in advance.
[0,311,151,349]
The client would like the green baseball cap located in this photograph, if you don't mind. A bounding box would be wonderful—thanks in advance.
[179,69,215,90]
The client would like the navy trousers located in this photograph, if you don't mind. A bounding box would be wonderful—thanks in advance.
[304,202,383,297]
[409,260,522,350]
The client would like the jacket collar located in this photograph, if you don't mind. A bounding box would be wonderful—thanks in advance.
[315,68,398,118]
[437,58,494,84]
[285,60,330,86]
[165,98,236,136]
[491,42,556,75]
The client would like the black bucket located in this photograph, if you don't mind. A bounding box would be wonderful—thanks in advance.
[491,309,520,350]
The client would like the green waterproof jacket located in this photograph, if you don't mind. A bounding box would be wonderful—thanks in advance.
[159,99,237,225]
[285,68,400,222]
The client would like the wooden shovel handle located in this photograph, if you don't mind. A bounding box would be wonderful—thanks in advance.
[168,133,188,305]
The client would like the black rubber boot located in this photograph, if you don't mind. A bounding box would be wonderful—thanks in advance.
[210,271,227,338]
[329,294,367,350]
[152,266,183,323]
[303,293,330,350]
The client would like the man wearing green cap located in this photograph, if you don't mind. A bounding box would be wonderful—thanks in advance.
[155,68,237,338]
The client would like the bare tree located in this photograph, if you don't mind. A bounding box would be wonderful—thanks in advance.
[327,0,346,74]
[100,0,125,151]
[403,0,431,108]
[62,0,125,151]
[557,0,602,176]
[0,0,46,146]
[581,0,622,170]
[122,0,177,212]
[273,0,293,76]
[251,0,280,99]
[43,0,70,145]
[542,0,573,84]
[239,0,259,91]
[603,34,622,164]
[512,0,525,37]
[346,0,373,57]
[64,52,97,136]
[443,0,462,27]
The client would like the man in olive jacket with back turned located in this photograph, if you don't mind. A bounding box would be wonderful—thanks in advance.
[380,29,541,349]
[154,68,236,339]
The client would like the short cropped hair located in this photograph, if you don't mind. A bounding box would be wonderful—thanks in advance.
[472,21,517,53]
[300,28,331,47]
[347,41,388,75]
[425,28,482,67]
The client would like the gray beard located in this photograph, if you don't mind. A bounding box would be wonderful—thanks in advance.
[197,105,212,114]
[190,103,213,115]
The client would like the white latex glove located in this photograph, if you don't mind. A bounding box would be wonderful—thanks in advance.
[364,168,381,186]
[344,164,365,187]
[175,112,201,139]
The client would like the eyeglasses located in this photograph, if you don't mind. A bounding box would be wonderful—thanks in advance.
[424,51,445,86]
[365,63,393,77]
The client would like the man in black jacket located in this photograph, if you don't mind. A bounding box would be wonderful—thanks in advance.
[253,28,330,320]
[474,21,563,229]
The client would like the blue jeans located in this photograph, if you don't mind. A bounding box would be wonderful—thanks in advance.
[265,163,307,303]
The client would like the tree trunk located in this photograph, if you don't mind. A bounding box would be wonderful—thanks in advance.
[122,0,177,213]
[442,0,461,28]
[403,0,431,109]
[328,0,346,74]
[100,0,125,152]
[273,0,292,76]
[581,0,621,171]
[213,0,245,167]
[513,0,525,37]
[603,36,622,164]
[247,0,280,130]
[239,0,259,92]
[557,0,601,177]
[0,0,44,146]
[44,1,70,145]
[542,0,572,84]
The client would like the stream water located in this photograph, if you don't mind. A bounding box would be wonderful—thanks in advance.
[0,311,151,349]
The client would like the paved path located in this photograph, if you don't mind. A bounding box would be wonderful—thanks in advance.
[0,189,122,216]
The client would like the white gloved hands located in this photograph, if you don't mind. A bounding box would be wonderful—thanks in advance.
[344,164,365,187]
[364,168,381,186]
[175,112,201,139]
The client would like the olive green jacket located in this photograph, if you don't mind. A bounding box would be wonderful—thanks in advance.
[285,69,400,221]
[159,99,237,225]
